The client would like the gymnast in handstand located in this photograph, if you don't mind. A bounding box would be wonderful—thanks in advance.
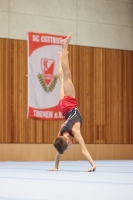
[50,33,96,172]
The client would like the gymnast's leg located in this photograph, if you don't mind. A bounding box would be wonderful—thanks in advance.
[60,33,75,98]
[57,52,64,100]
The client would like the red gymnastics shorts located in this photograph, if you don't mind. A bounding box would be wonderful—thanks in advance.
[59,96,78,116]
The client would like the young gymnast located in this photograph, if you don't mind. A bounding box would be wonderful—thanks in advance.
[50,33,96,172]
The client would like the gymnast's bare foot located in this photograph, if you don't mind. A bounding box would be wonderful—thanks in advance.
[60,32,72,45]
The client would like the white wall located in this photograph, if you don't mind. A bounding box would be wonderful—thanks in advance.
[0,0,133,50]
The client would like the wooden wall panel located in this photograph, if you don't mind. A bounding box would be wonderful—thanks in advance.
[0,144,133,161]
[0,38,133,144]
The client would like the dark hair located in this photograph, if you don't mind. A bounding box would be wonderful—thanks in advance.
[53,136,68,154]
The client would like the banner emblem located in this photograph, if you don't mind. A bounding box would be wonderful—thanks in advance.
[38,58,58,93]
[41,59,54,86]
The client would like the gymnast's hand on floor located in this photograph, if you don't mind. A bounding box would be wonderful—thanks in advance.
[48,167,58,171]
[85,166,96,172]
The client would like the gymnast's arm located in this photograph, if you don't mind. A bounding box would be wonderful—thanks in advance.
[73,128,96,172]
[54,151,61,170]
[49,131,61,171]
[49,152,61,171]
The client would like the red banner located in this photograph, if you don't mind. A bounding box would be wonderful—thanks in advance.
[27,32,65,120]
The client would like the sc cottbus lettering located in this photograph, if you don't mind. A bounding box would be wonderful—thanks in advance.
[32,35,40,42]
[40,36,63,44]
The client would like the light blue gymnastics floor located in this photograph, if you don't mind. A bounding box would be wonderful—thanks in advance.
[0,160,133,200]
